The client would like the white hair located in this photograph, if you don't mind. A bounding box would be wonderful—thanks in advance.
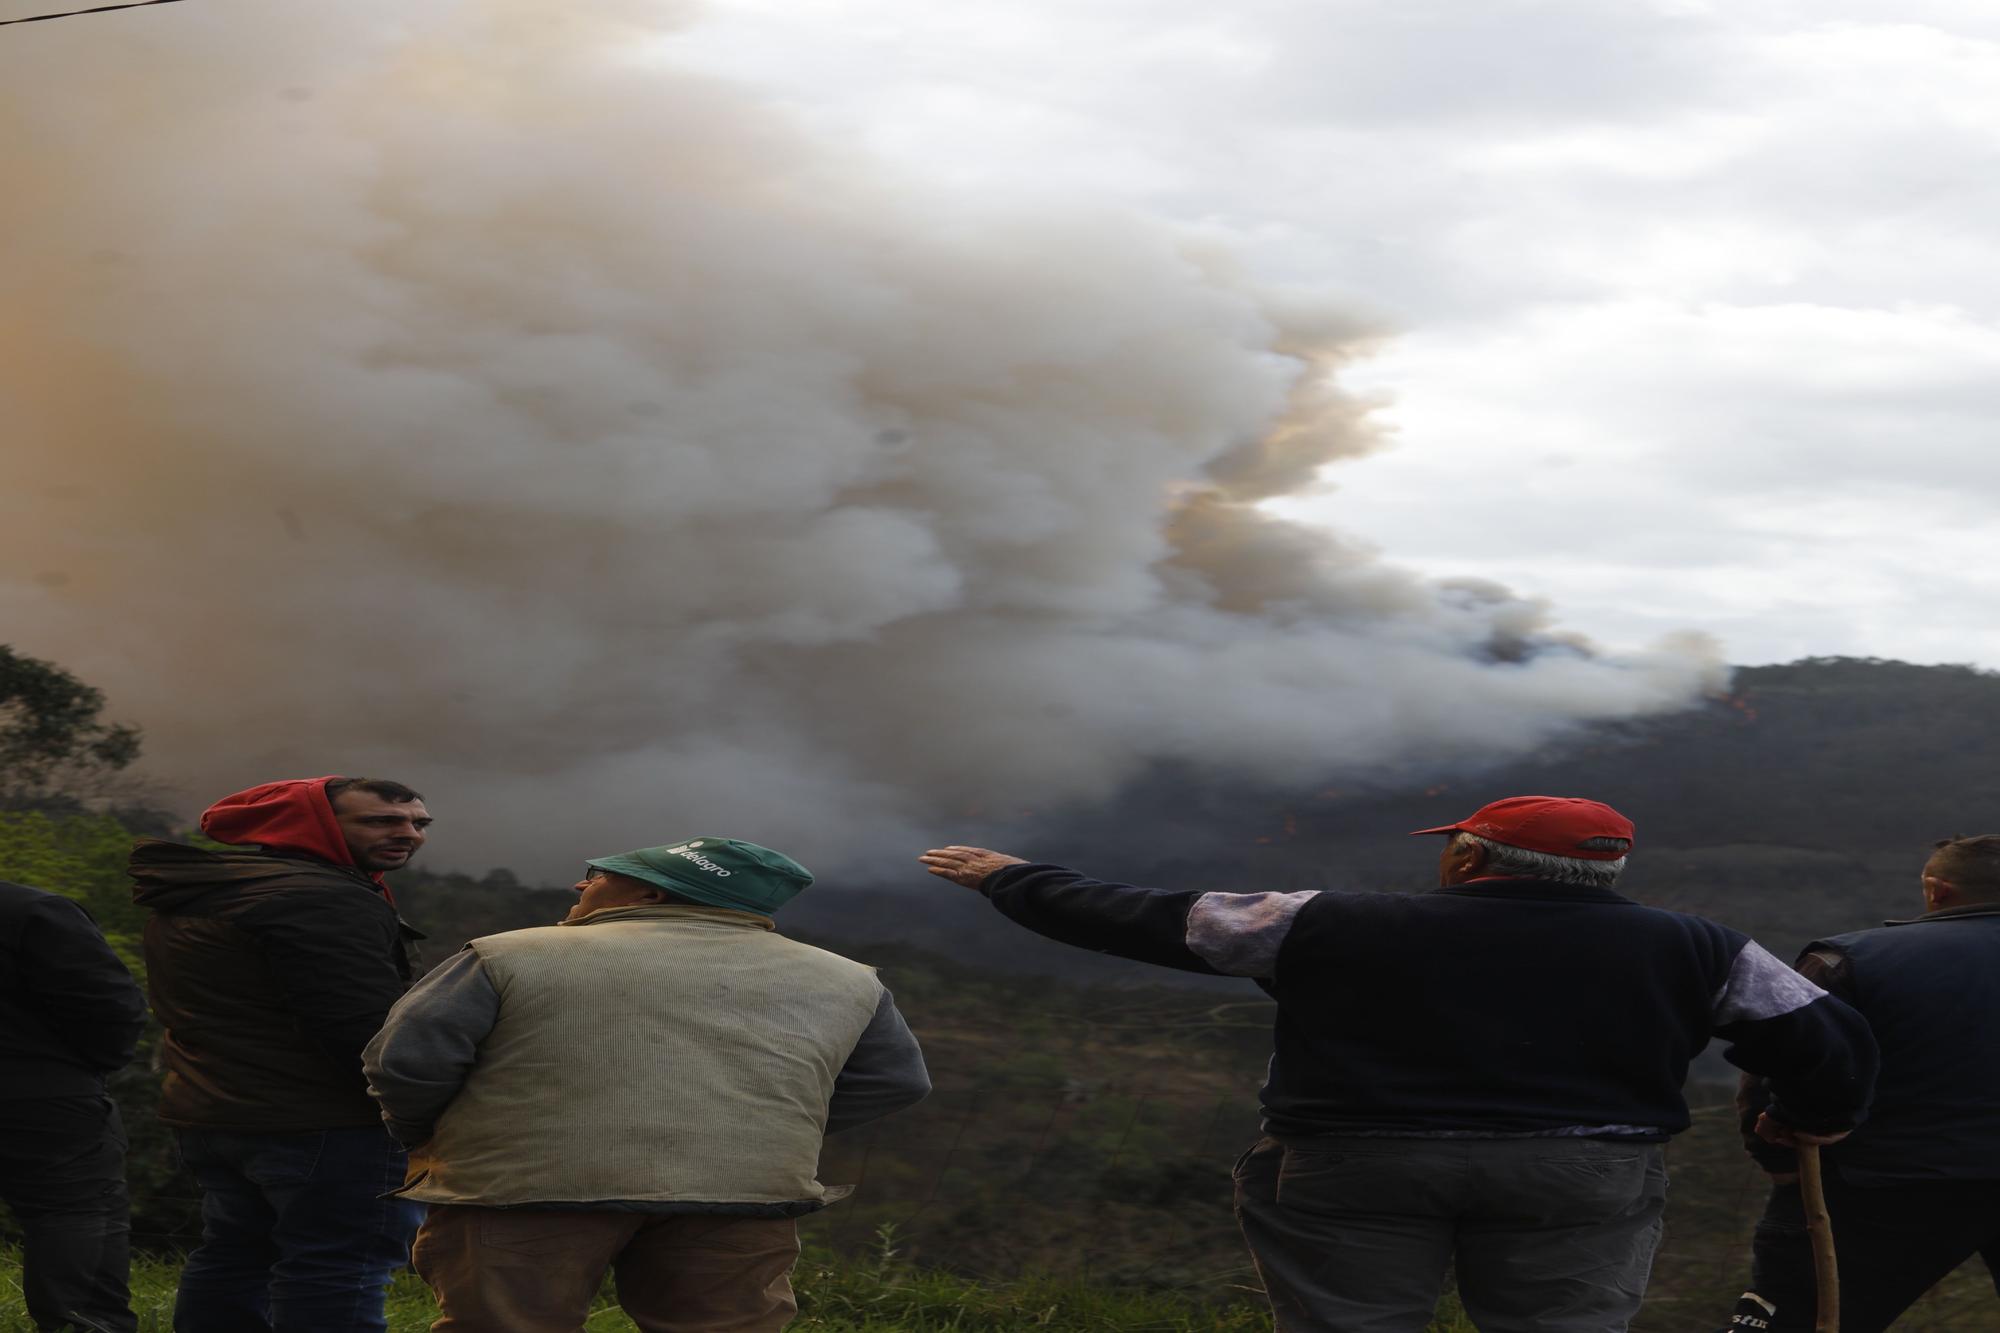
[1454,831,1627,888]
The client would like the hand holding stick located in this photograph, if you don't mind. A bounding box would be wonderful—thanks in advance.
[1753,1111,1845,1332]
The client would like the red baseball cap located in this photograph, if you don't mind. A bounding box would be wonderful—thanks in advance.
[1410,795,1634,861]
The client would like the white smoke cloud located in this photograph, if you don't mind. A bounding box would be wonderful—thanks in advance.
[0,0,1722,879]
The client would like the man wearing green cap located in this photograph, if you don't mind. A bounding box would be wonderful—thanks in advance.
[362,837,930,1333]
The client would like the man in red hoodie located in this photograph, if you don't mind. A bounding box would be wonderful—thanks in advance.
[129,776,432,1333]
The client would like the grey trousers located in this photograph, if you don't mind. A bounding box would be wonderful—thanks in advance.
[1233,1135,1668,1333]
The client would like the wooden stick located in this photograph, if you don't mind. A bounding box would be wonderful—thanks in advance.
[1797,1143,1839,1333]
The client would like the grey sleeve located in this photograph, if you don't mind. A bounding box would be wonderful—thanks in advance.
[826,986,930,1136]
[1711,941,1827,1025]
[362,948,500,1147]
[1710,939,1876,1134]
[1184,891,1318,978]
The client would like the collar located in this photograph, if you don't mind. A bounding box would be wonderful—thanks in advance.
[560,903,776,931]
[1883,902,2000,927]
[1431,878,1637,907]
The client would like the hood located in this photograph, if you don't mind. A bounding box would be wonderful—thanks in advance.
[128,839,365,912]
[198,776,385,888]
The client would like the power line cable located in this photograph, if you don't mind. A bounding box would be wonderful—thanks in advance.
[1,0,185,26]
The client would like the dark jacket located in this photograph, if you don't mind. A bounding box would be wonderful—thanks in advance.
[983,866,1877,1139]
[1742,904,2000,1185]
[0,879,148,1099]
[129,841,420,1130]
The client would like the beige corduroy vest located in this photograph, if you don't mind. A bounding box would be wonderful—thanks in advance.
[399,904,884,1207]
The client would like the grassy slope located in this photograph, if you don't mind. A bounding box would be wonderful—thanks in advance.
[5,1232,1987,1331]
[1,1244,1476,1332]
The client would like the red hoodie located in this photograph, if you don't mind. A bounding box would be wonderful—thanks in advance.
[200,776,394,899]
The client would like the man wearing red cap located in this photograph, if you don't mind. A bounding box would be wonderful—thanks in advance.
[922,795,1877,1333]
[130,776,433,1333]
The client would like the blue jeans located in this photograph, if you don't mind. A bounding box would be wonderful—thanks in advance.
[172,1126,424,1333]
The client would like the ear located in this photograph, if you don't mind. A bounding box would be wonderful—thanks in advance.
[1924,876,1957,911]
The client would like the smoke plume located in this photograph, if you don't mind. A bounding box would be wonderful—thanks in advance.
[1,0,1721,879]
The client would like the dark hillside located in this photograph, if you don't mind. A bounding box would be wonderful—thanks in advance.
[398,657,2000,987]
[774,657,2000,974]
[243,655,2000,1321]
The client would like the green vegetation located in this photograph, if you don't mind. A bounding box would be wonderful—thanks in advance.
[0,645,142,808]
[0,809,147,969]
[0,1236,1456,1331]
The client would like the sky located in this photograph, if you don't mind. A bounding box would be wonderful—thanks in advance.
[1,0,1988,875]
[663,0,2000,669]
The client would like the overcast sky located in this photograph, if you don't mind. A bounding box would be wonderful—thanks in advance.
[663,0,2000,669]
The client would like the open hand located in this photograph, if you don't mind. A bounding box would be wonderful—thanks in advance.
[1754,1111,1850,1149]
[919,845,1027,889]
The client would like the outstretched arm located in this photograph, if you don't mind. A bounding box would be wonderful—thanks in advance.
[920,847,1316,979]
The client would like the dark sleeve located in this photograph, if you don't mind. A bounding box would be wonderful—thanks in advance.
[1736,946,1852,1169]
[244,888,408,1075]
[825,986,930,1136]
[980,864,1316,978]
[1712,939,1878,1135]
[363,949,499,1147]
[20,897,148,1072]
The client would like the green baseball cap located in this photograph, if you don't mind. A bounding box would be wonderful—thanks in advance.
[586,837,813,916]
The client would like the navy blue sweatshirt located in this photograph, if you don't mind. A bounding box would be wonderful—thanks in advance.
[981,866,1876,1139]
[1740,904,2000,1184]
